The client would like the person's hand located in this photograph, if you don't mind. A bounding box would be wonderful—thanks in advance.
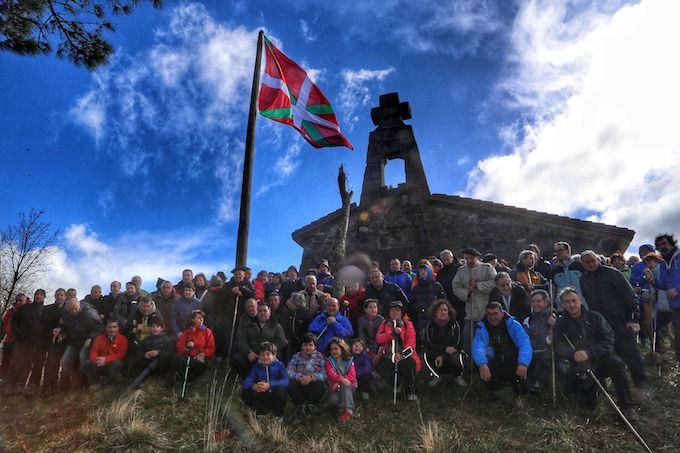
[341,378,351,387]
[643,268,656,285]
[299,375,312,385]
[286,300,295,310]
[516,364,528,379]
[479,364,491,382]
[445,346,456,354]
[232,286,242,295]
[318,284,325,292]
[84,339,92,347]
[393,326,402,336]
[135,324,144,333]
[548,315,556,327]
[334,383,341,391]
[186,340,195,350]
[96,357,106,367]
[434,356,443,368]
[53,327,61,337]
[574,350,589,362]
[469,279,477,291]
[254,382,267,393]
[627,322,640,333]
[195,353,205,363]
[247,352,258,362]
[668,288,679,298]
[392,353,402,362]
[326,316,336,324]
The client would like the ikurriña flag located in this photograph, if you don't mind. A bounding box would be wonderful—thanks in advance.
[258,34,353,150]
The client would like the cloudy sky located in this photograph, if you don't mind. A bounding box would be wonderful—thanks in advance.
[2,0,679,298]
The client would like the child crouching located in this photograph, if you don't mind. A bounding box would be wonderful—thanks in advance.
[242,342,289,417]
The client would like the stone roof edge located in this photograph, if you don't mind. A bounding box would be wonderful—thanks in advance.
[291,203,359,243]
[430,194,635,235]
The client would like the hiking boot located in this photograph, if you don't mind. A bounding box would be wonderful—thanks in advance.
[22,384,37,397]
[361,391,370,401]
[454,376,468,387]
[294,405,306,418]
[428,376,443,387]
[515,396,526,409]
[307,404,321,416]
[338,410,352,422]
[407,393,418,402]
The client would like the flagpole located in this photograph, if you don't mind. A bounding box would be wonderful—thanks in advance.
[235,30,264,268]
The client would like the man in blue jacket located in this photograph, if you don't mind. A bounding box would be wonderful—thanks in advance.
[308,298,353,352]
[655,233,680,363]
[473,301,532,399]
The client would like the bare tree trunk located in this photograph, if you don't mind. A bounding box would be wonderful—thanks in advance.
[331,165,353,274]
[0,209,57,313]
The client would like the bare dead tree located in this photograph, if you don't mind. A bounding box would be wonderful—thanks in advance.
[330,165,353,274]
[0,209,58,313]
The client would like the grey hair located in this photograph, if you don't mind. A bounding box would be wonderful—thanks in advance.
[517,249,535,263]
[558,286,580,302]
[304,274,317,284]
[580,250,599,260]
[440,249,453,259]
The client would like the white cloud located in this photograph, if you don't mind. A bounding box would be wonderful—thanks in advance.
[467,0,680,251]
[69,89,105,142]
[255,141,302,198]
[300,19,317,42]
[338,68,395,129]
[456,155,470,166]
[42,224,230,300]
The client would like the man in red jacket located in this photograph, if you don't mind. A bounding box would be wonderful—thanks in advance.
[82,319,128,386]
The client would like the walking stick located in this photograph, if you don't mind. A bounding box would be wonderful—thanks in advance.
[392,320,398,405]
[562,333,652,453]
[548,279,557,407]
[467,289,475,384]
[180,353,192,399]
[226,296,240,364]
[127,358,158,392]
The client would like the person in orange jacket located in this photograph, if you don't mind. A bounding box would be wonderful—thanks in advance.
[172,310,215,384]
[82,319,128,386]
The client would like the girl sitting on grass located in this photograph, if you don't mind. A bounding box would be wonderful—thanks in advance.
[325,337,357,422]
[351,338,374,401]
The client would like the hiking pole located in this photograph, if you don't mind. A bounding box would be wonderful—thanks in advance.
[127,358,158,392]
[562,333,652,453]
[392,320,398,405]
[226,296,240,365]
[467,289,475,385]
[180,353,192,399]
[548,278,557,408]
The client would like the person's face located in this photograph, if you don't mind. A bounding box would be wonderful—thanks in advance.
[644,258,659,269]
[388,306,402,321]
[402,261,412,273]
[522,253,536,268]
[126,284,136,296]
[245,301,258,317]
[487,258,498,267]
[259,350,275,365]
[464,254,479,267]
[329,343,342,359]
[435,304,450,321]
[555,245,570,260]
[257,305,271,322]
[192,313,204,327]
[268,295,280,310]
[351,342,364,355]
[562,292,582,319]
[581,254,600,273]
[497,277,512,295]
[365,302,378,317]
[287,270,298,280]
[195,275,206,287]
[485,308,503,327]
[326,300,339,316]
[55,290,66,304]
[442,254,454,266]
[140,302,153,315]
[33,292,45,304]
[318,265,329,274]
[182,270,193,284]
[611,257,625,270]
[305,279,317,292]
[66,289,77,299]
[132,276,142,288]
[110,281,121,294]
[418,267,429,280]
[369,272,383,288]
[106,322,119,336]
[390,260,400,272]
[301,341,316,355]
[656,237,674,255]
[346,282,359,296]
[14,295,26,307]
[161,283,174,297]
[531,295,549,313]
[272,275,281,284]
[150,324,163,336]
[66,301,79,315]
[234,270,245,283]
[183,287,195,299]
[90,286,101,299]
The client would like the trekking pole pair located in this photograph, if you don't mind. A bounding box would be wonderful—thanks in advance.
[562,333,652,453]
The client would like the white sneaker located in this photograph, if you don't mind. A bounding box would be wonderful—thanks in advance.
[454,376,468,387]
[428,376,443,387]
[407,393,418,402]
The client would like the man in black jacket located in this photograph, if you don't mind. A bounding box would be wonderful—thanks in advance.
[553,287,636,415]
[9,289,47,396]
[579,250,649,390]
[362,269,409,316]
[488,272,531,324]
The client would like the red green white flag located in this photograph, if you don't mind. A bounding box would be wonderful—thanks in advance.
[258,35,353,150]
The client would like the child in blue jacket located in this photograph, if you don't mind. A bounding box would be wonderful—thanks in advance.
[242,342,289,417]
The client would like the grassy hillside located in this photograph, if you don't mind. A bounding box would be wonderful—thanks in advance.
[1,346,678,452]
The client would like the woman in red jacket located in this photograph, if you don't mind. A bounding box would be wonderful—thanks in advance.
[375,300,421,401]
[172,310,216,384]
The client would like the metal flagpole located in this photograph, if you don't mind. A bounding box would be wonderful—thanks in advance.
[235,30,264,267]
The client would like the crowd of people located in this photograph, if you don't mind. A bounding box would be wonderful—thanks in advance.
[1,233,679,423]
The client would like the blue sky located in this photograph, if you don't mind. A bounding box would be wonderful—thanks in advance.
[2,0,680,297]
